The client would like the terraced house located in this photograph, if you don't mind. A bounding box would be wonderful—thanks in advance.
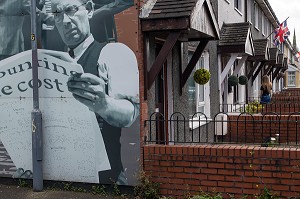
[141,0,300,198]
[141,0,299,141]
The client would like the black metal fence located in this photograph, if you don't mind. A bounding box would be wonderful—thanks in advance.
[144,111,300,146]
[220,102,300,114]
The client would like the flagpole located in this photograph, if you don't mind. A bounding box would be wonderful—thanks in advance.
[266,16,290,40]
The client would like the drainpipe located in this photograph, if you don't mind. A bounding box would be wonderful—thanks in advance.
[31,0,43,191]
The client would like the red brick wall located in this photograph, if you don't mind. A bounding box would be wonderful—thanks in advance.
[226,115,300,143]
[261,104,300,114]
[272,96,300,102]
[143,145,300,198]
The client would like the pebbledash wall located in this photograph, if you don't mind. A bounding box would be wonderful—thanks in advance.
[143,145,300,198]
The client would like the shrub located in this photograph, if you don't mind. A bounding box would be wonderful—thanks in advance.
[238,75,248,85]
[194,68,211,85]
[241,101,263,114]
[228,75,239,86]
[134,171,160,199]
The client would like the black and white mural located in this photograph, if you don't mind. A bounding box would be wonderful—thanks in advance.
[0,0,139,185]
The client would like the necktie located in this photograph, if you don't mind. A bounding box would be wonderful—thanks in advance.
[69,49,74,58]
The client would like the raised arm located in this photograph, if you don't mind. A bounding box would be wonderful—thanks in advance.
[93,0,134,17]
[67,43,139,128]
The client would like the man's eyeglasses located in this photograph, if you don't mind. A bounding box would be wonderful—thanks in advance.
[53,3,87,22]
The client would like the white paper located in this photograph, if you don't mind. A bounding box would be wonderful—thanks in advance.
[0,50,110,183]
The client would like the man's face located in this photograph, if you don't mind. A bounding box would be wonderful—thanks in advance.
[52,0,93,48]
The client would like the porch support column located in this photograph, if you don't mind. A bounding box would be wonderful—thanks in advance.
[220,53,238,84]
[147,31,181,89]
[233,55,248,76]
[252,62,266,83]
[247,61,261,80]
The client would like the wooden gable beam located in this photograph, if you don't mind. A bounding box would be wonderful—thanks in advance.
[180,40,209,95]
[267,66,274,76]
[272,67,282,82]
[220,53,239,83]
[147,31,181,89]
[264,65,273,75]
[252,62,266,83]
[247,61,260,80]
[233,55,248,75]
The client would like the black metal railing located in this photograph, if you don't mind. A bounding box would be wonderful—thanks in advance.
[144,112,300,146]
[220,102,300,114]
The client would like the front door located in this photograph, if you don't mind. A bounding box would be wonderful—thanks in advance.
[155,44,168,144]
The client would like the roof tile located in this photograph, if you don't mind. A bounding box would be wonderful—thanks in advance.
[219,22,251,46]
[147,0,197,19]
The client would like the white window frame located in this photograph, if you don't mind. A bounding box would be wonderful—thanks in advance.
[288,71,296,87]
[246,0,252,23]
[234,0,243,15]
[262,14,265,36]
[254,3,259,29]
[187,50,211,129]
[264,16,268,36]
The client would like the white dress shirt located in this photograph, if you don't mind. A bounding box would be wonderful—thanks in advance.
[72,34,140,127]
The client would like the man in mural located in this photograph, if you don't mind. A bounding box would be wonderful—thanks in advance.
[0,0,53,60]
[50,0,138,185]
[91,0,134,42]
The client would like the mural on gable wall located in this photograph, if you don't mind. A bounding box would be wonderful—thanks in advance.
[0,0,139,186]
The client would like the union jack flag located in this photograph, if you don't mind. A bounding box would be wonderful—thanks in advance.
[273,20,290,47]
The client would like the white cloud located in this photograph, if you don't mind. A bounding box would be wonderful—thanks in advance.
[268,0,300,50]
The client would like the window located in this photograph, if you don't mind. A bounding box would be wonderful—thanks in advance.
[246,0,252,23]
[234,0,241,11]
[262,14,265,35]
[187,50,210,128]
[264,16,268,35]
[254,3,259,28]
[288,71,296,86]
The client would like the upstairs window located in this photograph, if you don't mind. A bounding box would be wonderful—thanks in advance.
[254,3,259,29]
[262,14,265,35]
[264,16,268,35]
[234,0,242,12]
[246,0,252,23]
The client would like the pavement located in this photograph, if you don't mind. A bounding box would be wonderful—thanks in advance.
[0,182,135,199]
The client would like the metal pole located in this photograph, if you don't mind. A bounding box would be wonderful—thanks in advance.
[30,0,43,191]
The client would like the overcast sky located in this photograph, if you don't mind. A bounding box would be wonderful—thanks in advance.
[268,0,300,50]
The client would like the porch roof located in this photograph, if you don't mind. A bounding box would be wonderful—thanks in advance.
[217,22,254,56]
[141,0,220,99]
[247,39,269,61]
[267,47,278,65]
[287,64,300,72]
[282,57,288,70]
[140,0,219,41]
[274,53,284,68]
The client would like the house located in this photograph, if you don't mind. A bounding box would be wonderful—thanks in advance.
[140,0,220,142]
[140,0,299,143]
[284,31,300,88]
[140,2,300,197]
